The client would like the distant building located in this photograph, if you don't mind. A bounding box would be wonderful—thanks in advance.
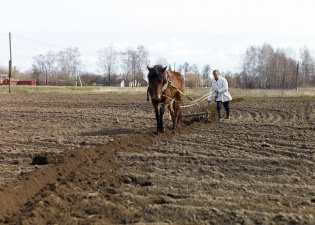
[112,78,127,87]
[112,77,147,87]
[128,78,148,87]
[2,78,19,85]
[1,78,37,86]
[0,74,8,84]
[17,80,37,85]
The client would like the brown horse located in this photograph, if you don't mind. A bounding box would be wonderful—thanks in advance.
[147,65,185,134]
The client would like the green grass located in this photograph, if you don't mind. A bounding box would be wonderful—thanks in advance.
[0,85,151,94]
[186,87,315,98]
[0,85,134,94]
[229,88,315,98]
[0,85,314,98]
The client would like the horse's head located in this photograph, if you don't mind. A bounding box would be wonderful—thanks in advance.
[147,65,168,101]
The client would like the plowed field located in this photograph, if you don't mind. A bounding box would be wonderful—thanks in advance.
[0,89,314,225]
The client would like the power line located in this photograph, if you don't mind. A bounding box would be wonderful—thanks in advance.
[13,33,66,49]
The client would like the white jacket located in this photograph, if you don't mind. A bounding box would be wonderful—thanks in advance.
[208,76,232,102]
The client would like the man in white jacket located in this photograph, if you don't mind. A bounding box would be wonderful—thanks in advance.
[208,70,232,121]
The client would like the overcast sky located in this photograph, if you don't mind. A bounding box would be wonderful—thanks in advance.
[1,0,315,73]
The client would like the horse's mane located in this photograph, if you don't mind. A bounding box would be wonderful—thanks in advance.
[153,64,164,70]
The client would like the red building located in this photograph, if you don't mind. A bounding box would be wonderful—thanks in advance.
[2,78,19,85]
[17,80,37,85]
[1,78,37,86]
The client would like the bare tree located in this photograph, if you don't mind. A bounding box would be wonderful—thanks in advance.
[57,47,82,85]
[80,72,103,86]
[202,64,211,87]
[257,43,274,88]
[32,54,47,85]
[299,46,315,86]
[190,64,199,74]
[136,45,150,78]
[222,70,238,88]
[240,44,298,89]
[178,62,190,73]
[241,45,260,88]
[155,57,169,67]
[32,51,56,85]
[268,48,296,89]
[185,72,199,88]
[120,45,149,86]
[97,43,118,86]
[120,47,136,83]
[43,51,57,85]
[0,65,8,74]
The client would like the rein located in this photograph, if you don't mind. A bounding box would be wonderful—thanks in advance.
[162,73,214,108]
[161,90,210,108]
[148,70,208,108]
[165,70,193,101]
[167,81,193,101]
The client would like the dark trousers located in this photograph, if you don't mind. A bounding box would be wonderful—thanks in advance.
[216,101,230,119]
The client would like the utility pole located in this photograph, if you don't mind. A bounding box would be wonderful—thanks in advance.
[9,32,12,93]
[75,69,78,87]
[296,61,299,91]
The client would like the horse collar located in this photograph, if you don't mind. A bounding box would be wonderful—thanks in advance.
[161,82,168,92]
[161,71,170,92]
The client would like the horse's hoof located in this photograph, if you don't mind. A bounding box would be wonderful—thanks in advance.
[159,127,165,133]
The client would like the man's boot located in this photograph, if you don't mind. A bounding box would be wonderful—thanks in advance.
[226,108,230,120]
[218,109,222,122]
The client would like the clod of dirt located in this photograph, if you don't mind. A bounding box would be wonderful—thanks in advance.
[31,156,49,165]
[11,160,21,165]
[80,141,87,146]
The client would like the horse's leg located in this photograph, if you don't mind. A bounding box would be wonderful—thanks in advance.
[167,102,176,130]
[173,99,182,130]
[153,102,160,134]
[177,101,183,123]
[178,108,182,123]
[159,104,166,133]
[167,100,178,130]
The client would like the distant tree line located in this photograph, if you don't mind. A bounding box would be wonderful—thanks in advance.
[24,44,213,87]
[234,43,315,89]
[27,44,151,86]
[2,42,315,88]
[31,47,81,85]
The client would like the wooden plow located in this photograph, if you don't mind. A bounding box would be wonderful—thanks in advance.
[182,111,210,122]
[180,91,214,122]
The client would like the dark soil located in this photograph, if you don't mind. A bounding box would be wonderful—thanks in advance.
[0,92,314,224]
